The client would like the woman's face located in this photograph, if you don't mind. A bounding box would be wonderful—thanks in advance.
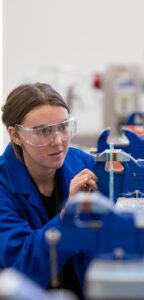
[17,105,71,170]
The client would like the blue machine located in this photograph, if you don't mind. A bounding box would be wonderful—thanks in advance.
[59,192,144,299]
[95,148,144,202]
[97,128,144,159]
[60,192,144,257]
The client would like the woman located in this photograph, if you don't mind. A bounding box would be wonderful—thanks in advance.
[0,82,97,298]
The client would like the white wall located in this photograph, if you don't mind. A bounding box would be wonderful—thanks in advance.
[2,0,144,152]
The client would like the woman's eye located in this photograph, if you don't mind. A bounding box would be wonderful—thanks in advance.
[59,122,68,131]
[36,127,51,136]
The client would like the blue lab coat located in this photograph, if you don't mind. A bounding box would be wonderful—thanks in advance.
[0,143,96,288]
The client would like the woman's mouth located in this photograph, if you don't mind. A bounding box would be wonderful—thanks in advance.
[49,150,64,157]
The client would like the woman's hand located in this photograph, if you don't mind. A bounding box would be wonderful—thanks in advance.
[69,168,98,197]
[60,169,98,220]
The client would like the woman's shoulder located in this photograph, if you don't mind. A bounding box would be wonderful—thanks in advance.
[0,143,15,169]
[68,145,93,157]
[0,144,10,168]
[67,146,96,166]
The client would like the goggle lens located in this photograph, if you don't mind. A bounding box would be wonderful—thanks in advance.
[15,117,77,147]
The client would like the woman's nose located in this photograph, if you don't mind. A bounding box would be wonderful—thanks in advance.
[49,131,62,145]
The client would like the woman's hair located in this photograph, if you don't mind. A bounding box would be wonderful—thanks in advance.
[1,82,70,127]
[1,82,70,156]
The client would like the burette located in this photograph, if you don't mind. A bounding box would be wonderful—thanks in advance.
[109,143,114,202]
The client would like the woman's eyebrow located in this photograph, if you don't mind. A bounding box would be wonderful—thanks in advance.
[32,118,69,130]
[32,124,50,130]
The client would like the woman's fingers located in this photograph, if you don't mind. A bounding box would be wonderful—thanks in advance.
[61,169,98,220]
[69,169,98,197]
[76,168,97,181]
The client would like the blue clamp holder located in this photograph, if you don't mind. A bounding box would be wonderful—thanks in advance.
[95,149,144,202]
[97,128,144,159]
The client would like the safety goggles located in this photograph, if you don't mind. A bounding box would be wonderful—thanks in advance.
[15,116,77,147]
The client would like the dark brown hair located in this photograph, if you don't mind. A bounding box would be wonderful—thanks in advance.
[1,82,70,156]
[2,82,70,127]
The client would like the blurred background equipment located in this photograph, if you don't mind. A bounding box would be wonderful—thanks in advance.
[103,65,143,144]
[85,260,144,300]
[0,268,78,300]
[0,268,53,300]
[1,62,144,152]
[20,63,144,150]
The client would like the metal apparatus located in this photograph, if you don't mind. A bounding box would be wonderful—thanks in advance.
[45,228,78,300]
[45,228,61,288]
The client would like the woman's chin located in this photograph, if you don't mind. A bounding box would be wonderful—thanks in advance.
[48,159,65,169]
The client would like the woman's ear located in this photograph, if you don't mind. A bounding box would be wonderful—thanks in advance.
[8,126,22,146]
